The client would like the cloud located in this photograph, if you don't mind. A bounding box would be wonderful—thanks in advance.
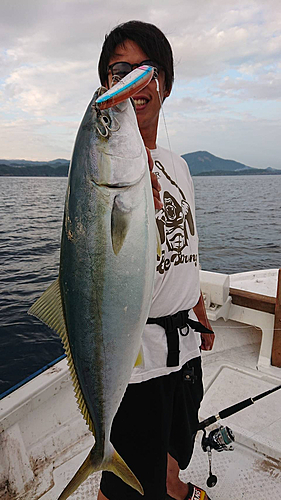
[0,0,281,167]
[2,60,98,117]
[0,115,78,160]
[158,109,281,169]
[216,72,281,101]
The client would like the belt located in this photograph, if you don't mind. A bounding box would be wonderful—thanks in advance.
[147,309,213,367]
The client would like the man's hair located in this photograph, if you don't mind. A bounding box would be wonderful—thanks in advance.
[98,20,174,92]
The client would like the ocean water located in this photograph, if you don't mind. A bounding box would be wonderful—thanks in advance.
[193,175,281,273]
[0,175,280,394]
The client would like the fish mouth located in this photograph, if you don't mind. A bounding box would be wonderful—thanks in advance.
[93,147,147,188]
[92,181,135,189]
[91,170,145,189]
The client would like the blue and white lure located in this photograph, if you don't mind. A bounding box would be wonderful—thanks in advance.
[95,65,155,110]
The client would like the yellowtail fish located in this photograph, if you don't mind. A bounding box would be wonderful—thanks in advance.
[28,87,156,498]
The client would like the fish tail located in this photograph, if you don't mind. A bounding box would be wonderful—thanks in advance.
[57,447,96,499]
[57,443,144,499]
[105,443,144,495]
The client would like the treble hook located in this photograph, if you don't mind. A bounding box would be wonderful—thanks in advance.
[96,122,109,137]
[96,113,120,137]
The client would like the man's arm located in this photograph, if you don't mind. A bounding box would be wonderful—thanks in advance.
[193,292,215,351]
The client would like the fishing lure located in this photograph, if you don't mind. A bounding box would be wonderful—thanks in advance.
[95,65,154,110]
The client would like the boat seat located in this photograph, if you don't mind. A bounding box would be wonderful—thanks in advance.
[200,270,232,321]
[200,270,278,372]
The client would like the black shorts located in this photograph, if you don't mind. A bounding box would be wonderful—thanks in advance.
[100,357,203,500]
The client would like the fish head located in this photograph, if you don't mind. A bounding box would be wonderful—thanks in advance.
[85,89,148,188]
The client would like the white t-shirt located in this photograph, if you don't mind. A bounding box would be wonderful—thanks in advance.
[130,146,201,383]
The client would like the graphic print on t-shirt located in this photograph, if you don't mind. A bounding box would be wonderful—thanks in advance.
[154,160,198,274]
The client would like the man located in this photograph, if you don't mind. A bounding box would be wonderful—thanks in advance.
[97,20,214,500]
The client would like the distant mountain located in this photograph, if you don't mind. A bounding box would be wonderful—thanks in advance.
[0,159,70,177]
[181,151,281,176]
[0,158,69,167]
[0,152,280,177]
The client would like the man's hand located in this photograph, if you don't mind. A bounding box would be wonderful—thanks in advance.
[146,147,163,211]
[193,293,215,351]
[200,332,215,351]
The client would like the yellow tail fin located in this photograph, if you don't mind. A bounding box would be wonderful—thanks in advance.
[57,443,143,499]
[107,447,144,494]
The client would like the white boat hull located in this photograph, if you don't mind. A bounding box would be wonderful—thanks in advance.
[1,269,281,499]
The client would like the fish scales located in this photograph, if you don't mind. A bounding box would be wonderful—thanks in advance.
[29,90,156,498]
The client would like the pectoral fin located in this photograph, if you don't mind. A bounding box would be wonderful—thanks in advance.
[111,197,131,255]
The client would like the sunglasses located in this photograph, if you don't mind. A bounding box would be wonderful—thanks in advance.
[107,60,160,80]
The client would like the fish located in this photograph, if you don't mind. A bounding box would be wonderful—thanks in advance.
[28,87,157,498]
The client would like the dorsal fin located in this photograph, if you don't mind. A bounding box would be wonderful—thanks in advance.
[28,278,95,435]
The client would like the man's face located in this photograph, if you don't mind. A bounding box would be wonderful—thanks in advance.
[107,39,169,146]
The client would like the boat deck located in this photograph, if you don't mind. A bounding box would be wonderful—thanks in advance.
[39,319,281,499]
[40,438,281,500]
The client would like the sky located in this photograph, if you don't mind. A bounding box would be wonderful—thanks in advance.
[1,0,281,169]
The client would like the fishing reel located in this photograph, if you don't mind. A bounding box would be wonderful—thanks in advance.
[201,425,235,487]
[197,382,281,487]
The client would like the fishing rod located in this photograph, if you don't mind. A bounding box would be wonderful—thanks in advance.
[198,382,281,430]
[196,383,281,488]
